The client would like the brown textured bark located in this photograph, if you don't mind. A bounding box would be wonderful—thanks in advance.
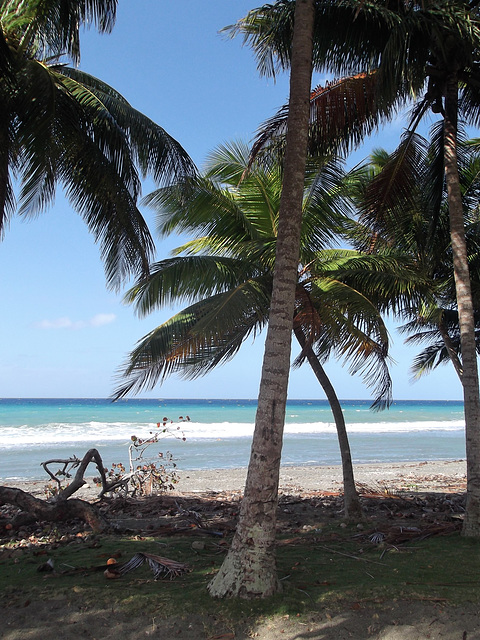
[207,0,315,598]
[41,448,111,500]
[294,327,364,519]
[0,486,108,532]
[443,75,480,537]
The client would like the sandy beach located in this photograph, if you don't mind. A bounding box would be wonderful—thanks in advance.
[3,459,467,499]
[176,459,467,493]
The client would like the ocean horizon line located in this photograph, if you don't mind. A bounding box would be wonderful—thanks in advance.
[0,397,465,403]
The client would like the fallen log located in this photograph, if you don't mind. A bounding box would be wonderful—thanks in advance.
[0,486,108,532]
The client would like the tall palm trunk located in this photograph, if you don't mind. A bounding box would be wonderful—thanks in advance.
[444,74,480,537]
[293,327,363,519]
[207,0,315,598]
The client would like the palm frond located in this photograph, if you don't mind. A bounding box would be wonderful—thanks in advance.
[408,342,456,379]
[59,66,197,184]
[118,552,190,580]
[225,0,410,80]
[125,256,260,316]
[311,249,431,317]
[360,129,429,234]
[204,139,252,183]
[459,64,480,128]
[223,1,295,79]
[148,175,278,264]
[0,20,16,81]
[147,177,254,247]
[422,119,448,241]
[115,279,271,399]
[52,70,142,197]
[308,72,393,156]
[301,158,352,255]
[251,72,398,162]
[292,273,393,410]
[0,106,15,235]
[9,0,117,64]
[57,124,154,288]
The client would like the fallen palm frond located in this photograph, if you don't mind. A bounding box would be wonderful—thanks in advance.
[355,482,407,499]
[45,552,190,580]
[360,521,462,549]
[117,552,190,580]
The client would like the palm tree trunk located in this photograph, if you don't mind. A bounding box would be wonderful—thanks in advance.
[293,327,363,519]
[207,0,315,598]
[444,74,480,537]
[438,316,463,382]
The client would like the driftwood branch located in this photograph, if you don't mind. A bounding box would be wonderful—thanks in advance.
[42,448,115,501]
[0,486,108,532]
[41,456,82,491]
[0,449,117,532]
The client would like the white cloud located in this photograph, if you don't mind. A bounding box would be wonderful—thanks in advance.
[36,317,84,330]
[36,313,116,330]
[90,313,116,327]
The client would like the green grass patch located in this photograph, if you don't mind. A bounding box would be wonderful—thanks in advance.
[1,526,479,624]
[276,526,480,611]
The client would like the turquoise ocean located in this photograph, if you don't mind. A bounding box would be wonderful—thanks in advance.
[0,398,466,481]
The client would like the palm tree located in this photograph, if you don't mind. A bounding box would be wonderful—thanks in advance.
[354,131,480,388]
[0,0,195,288]
[229,0,480,538]
[115,141,412,521]
[209,0,316,596]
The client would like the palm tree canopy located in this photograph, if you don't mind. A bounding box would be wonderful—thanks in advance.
[114,141,426,407]
[227,1,480,158]
[284,3,480,400]
[1,0,117,65]
[0,0,196,288]
[229,1,480,98]
[351,130,480,380]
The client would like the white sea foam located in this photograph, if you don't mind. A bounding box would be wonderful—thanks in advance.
[0,418,465,448]
[284,420,464,435]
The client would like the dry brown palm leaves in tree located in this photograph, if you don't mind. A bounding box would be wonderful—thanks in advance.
[250,71,384,162]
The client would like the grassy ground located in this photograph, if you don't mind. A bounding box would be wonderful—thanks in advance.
[1,523,479,626]
[1,482,479,638]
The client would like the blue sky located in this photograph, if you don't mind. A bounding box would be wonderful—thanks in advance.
[0,1,465,401]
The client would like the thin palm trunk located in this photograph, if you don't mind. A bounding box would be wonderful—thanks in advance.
[207,0,315,598]
[438,317,464,381]
[294,327,363,519]
[444,75,480,537]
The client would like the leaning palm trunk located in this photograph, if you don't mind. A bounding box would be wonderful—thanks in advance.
[444,75,480,537]
[294,327,363,519]
[207,0,315,598]
[438,317,464,382]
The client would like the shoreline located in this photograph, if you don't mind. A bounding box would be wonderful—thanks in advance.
[2,459,467,499]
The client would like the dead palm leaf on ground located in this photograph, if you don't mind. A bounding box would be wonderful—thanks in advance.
[117,552,190,580]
